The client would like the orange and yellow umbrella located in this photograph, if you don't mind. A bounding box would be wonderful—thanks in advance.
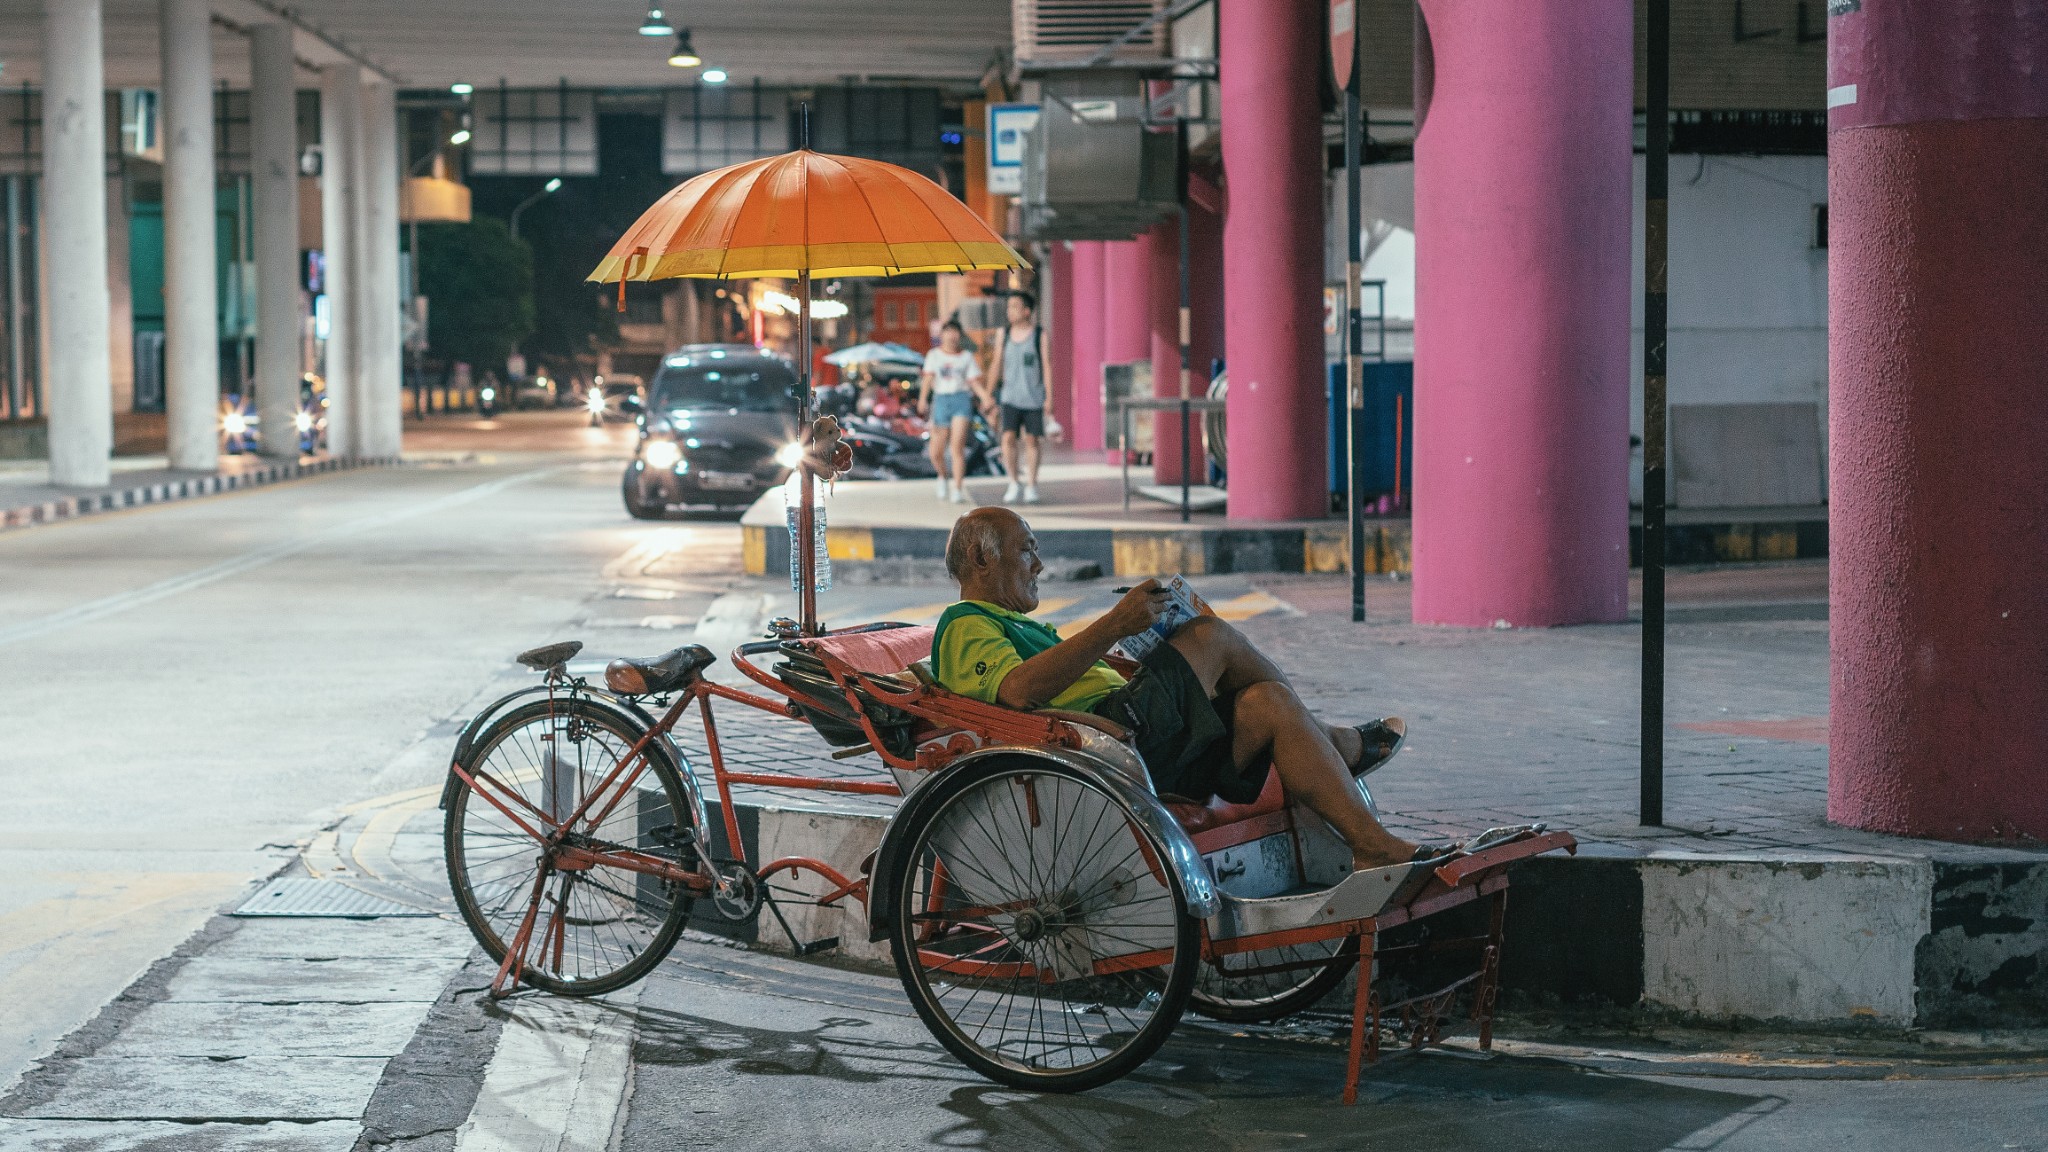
[587,148,1025,284]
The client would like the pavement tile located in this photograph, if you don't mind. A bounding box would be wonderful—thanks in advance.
[160,956,458,1004]
[97,1002,428,1059]
[207,917,476,961]
[0,1119,359,1152]
[13,1057,383,1121]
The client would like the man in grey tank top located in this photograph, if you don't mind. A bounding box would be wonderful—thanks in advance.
[990,292,1060,503]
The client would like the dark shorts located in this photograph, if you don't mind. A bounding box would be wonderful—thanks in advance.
[1089,643,1270,804]
[999,404,1044,436]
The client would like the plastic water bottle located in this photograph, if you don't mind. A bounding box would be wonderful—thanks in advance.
[782,472,831,592]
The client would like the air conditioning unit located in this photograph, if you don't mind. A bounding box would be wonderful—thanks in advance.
[1013,0,1169,64]
[1019,70,1179,241]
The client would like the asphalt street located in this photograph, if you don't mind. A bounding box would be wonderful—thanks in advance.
[2,413,2043,1150]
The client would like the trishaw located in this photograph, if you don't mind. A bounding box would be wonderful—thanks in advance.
[440,622,1574,1100]
[438,141,1573,1102]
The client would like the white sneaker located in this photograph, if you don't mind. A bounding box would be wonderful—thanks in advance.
[1023,484,1041,504]
[935,477,949,500]
[1002,481,1021,504]
[949,485,968,504]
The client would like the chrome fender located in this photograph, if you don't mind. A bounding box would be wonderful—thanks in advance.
[866,744,1219,943]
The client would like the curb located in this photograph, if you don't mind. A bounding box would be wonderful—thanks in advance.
[744,512,1832,579]
[745,520,1416,579]
[0,454,403,534]
[716,797,2047,1029]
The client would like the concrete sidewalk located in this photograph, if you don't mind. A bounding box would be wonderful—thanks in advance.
[739,450,1830,578]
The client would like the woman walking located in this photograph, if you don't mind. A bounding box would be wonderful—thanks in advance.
[919,319,986,504]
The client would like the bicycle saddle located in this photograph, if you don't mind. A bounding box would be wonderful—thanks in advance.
[605,644,716,695]
[515,640,583,671]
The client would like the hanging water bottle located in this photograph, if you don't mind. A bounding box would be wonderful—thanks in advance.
[782,471,831,592]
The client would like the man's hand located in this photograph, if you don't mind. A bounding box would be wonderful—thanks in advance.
[1100,579,1171,639]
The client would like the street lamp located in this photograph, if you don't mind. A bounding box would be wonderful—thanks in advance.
[509,177,563,241]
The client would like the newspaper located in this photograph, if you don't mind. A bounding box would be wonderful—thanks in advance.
[1111,575,1214,663]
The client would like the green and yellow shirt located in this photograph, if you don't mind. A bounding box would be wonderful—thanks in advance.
[931,600,1126,711]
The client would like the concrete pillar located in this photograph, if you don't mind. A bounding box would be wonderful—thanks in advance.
[1046,242,1073,438]
[1101,235,1150,462]
[250,23,301,459]
[160,0,218,470]
[1189,201,1225,394]
[1409,0,1632,626]
[1147,217,1192,484]
[357,80,401,458]
[1068,240,1106,452]
[1219,0,1326,520]
[1826,3,2048,842]
[105,176,134,416]
[319,63,361,457]
[41,0,111,487]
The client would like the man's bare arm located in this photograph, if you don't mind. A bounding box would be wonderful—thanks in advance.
[994,581,1168,709]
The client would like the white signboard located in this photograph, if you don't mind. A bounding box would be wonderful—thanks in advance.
[986,103,1039,196]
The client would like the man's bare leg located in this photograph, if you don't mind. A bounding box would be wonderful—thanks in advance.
[1166,618,1416,869]
[1230,682,1416,870]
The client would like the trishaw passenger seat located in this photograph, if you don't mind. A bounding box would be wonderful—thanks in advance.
[1162,766,1289,838]
[772,626,937,757]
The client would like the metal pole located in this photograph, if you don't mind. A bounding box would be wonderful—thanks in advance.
[1344,0,1366,623]
[1177,123,1192,524]
[1641,0,1669,826]
[795,105,819,636]
[410,216,424,420]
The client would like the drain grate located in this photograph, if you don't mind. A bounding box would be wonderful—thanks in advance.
[234,877,436,919]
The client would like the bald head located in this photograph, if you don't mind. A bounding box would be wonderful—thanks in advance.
[947,507,1042,612]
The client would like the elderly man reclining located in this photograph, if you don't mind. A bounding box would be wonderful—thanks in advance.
[933,507,1424,872]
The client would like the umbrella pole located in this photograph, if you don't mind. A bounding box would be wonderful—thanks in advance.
[797,267,819,636]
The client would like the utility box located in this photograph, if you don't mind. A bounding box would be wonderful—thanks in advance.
[1328,361,1413,508]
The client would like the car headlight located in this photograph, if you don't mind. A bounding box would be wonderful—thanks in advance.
[643,439,683,470]
[773,442,804,469]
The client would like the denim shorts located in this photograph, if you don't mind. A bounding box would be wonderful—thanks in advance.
[930,391,975,424]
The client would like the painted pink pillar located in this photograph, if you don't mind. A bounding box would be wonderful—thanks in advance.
[1148,217,1195,484]
[1102,235,1152,463]
[1409,0,1632,627]
[1220,0,1327,521]
[1827,3,2048,842]
[1068,241,1107,452]
[1047,242,1075,440]
[1189,200,1225,396]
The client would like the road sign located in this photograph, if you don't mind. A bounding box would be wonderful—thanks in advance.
[986,103,1039,196]
[1331,0,1356,90]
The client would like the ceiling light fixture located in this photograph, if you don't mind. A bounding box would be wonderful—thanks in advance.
[449,82,473,96]
[449,128,472,145]
[701,68,728,84]
[638,6,673,36]
[667,29,702,68]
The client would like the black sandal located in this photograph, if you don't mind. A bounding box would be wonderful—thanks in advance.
[1350,717,1407,778]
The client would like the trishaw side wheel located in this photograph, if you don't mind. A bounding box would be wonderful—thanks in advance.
[444,699,696,996]
[885,757,1198,1093]
[1187,937,1359,1024]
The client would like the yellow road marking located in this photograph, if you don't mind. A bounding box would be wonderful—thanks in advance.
[340,782,444,815]
[1207,590,1299,621]
[350,793,444,882]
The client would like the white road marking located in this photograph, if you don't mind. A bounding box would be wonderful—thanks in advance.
[0,467,562,649]
[455,988,641,1152]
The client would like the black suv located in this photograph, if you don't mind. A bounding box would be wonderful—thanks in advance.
[622,345,802,518]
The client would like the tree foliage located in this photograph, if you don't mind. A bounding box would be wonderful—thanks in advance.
[417,217,535,370]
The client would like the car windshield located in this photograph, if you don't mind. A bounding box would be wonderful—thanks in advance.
[650,360,794,413]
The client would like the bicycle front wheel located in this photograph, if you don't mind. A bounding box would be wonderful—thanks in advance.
[886,756,1198,1093]
[444,698,697,996]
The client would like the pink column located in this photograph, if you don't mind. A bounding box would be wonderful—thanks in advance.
[1220,0,1327,521]
[1148,217,1194,484]
[1068,241,1107,452]
[1827,4,2048,842]
[1102,235,1152,463]
[1409,0,1632,627]
[1047,242,1075,439]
